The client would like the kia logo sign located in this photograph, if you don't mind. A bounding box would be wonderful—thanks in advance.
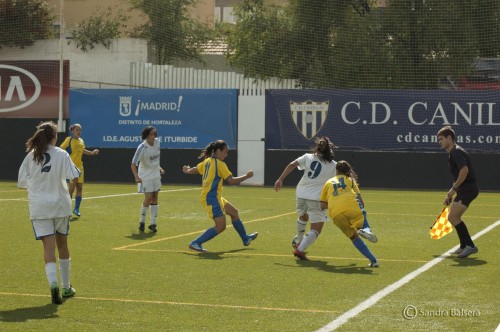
[0,64,42,113]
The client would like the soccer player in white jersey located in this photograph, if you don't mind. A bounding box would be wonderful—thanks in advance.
[274,136,337,260]
[131,126,165,233]
[18,121,81,304]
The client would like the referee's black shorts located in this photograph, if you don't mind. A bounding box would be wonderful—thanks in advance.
[454,183,479,207]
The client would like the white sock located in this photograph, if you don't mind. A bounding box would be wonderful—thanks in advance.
[59,258,71,289]
[150,204,158,225]
[298,230,319,252]
[45,262,58,287]
[296,220,307,242]
[140,205,148,223]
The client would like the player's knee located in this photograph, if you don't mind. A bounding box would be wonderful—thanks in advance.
[225,206,238,218]
[215,224,226,233]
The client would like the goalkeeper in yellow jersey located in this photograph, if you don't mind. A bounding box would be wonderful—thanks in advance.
[320,160,379,267]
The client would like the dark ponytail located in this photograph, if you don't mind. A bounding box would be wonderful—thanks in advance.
[313,136,336,162]
[26,121,58,164]
[199,140,228,159]
[336,160,358,182]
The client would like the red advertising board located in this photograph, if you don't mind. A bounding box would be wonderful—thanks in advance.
[0,60,69,118]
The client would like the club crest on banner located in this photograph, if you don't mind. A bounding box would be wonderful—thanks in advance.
[290,100,329,139]
[119,96,132,116]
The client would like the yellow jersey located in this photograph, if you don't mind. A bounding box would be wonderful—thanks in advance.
[196,157,232,205]
[320,175,361,217]
[60,137,85,168]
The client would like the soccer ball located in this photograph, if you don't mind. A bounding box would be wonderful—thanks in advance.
[292,235,299,249]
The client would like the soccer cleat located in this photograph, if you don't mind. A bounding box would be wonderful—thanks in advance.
[293,248,308,260]
[51,283,63,305]
[358,228,378,243]
[148,224,157,233]
[243,232,258,246]
[189,242,207,253]
[73,209,81,217]
[369,260,380,267]
[139,222,145,232]
[453,247,465,255]
[456,245,478,258]
[62,286,76,298]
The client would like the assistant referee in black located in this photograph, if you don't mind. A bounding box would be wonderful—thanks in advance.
[437,126,479,258]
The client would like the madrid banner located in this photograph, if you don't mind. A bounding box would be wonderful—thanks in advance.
[266,89,500,152]
[70,89,237,148]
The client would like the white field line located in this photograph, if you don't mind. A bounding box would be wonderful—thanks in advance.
[82,187,198,200]
[0,187,198,202]
[315,219,500,332]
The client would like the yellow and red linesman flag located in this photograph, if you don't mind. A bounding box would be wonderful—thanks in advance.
[430,207,453,239]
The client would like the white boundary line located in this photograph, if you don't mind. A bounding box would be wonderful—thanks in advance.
[82,188,198,200]
[315,219,500,332]
[0,188,199,203]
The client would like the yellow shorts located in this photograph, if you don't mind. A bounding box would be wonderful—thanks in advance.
[75,166,84,184]
[330,209,364,238]
[203,197,228,219]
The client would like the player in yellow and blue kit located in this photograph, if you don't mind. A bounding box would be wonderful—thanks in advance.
[60,124,99,217]
[320,160,379,267]
[182,140,258,252]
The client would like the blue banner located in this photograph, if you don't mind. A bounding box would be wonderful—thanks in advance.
[266,90,500,152]
[70,89,237,148]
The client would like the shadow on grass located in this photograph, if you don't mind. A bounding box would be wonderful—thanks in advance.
[276,260,375,275]
[0,303,59,322]
[432,255,487,267]
[183,248,250,260]
[124,232,157,240]
[449,257,487,267]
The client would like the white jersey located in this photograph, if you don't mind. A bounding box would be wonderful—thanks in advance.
[295,153,336,200]
[18,145,81,219]
[132,138,161,181]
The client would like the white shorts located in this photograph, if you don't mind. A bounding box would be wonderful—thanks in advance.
[32,217,70,240]
[296,198,329,223]
[137,178,161,193]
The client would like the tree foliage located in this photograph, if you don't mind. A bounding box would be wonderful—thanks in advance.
[0,0,54,49]
[69,6,129,52]
[130,0,214,65]
[226,0,500,89]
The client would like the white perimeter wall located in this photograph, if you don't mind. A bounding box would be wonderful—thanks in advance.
[237,95,265,185]
[0,38,148,88]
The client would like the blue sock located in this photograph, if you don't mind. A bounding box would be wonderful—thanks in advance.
[75,196,82,210]
[362,209,370,229]
[232,219,247,241]
[192,227,218,245]
[352,237,377,262]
